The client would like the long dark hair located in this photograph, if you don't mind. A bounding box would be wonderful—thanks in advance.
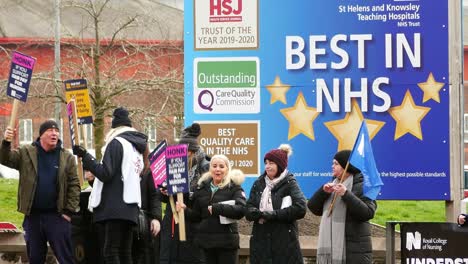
[142,144,151,176]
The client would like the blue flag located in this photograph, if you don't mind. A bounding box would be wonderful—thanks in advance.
[349,121,383,200]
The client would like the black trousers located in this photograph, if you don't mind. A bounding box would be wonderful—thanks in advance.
[204,248,238,264]
[132,225,160,264]
[102,220,134,264]
[23,212,74,264]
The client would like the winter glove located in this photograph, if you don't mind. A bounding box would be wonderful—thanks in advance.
[72,145,87,158]
[261,210,277,221]
[246,207,262,221]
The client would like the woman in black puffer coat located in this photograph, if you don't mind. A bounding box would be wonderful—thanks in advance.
[158,123,209,264]
[245,144,307,264]
[178,154,246,264]
[308,150,376,264]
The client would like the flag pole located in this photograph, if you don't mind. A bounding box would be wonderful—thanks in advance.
[327,161,350,217]
[327,120,366,217]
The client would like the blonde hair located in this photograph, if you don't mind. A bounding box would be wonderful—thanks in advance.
[198,154,245,188]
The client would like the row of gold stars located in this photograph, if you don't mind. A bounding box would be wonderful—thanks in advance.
[266,73,445,150]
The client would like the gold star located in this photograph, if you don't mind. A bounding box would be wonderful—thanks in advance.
[417,72,445,103]
[324,100,385,151]
[280,92,319,140]
[388,90,431,140]
[266,76,290,104]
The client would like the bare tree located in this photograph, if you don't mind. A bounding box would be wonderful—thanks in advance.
[6,0,185,159]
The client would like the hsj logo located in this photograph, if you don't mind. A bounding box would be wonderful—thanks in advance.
[210,0,243,22]
[406,231,421,251]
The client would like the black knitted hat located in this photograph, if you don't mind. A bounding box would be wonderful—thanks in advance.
[179,123,201,152]
[333,150,360,174]
[111,107,132,128]
[39,120,59,136]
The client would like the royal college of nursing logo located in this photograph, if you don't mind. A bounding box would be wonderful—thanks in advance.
[406,231,421,251]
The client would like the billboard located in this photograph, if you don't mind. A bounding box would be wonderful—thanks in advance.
[184,0,452,199]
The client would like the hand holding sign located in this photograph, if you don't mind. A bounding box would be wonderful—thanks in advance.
[3,127,14,143]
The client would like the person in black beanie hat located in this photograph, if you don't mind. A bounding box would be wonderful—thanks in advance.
[39,120,59,137]
[112,107,132,128]
[72,106,149,264]
[158,122,209,264]
[0,120,80,264]
[178,123,201,152]
[307,149,376,264]
[245,144,306,264]
[333,150,361,175]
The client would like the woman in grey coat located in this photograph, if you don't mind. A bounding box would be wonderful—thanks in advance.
[308,150,377,264]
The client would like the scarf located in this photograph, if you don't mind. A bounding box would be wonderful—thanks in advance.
[317,175,353,264]
[259,169,288,212]
[88,126,138,211]
[101,126,137,155]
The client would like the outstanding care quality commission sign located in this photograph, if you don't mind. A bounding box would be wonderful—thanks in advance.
[184,0,451,199]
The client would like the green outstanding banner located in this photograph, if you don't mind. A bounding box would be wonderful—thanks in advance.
[184,0,451,200]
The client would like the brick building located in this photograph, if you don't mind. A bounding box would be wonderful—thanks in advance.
[0,0,184,154]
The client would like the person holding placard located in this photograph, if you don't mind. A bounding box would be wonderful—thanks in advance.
[245,144,306,264]
[177,154,246,264]
[72,107,148,264]
[307,150,376,264]
[0,120,80,264]
[159,123,209,264]
[132,147,162,264]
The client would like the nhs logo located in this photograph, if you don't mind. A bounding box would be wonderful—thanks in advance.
[406,231,421,251]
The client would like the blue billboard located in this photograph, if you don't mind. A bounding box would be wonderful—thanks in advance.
[184,0,450,200]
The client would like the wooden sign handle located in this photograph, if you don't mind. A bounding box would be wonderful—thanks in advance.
[327,162,350,217]
[169,196,179,224]
[177,192,186,241]
[69,99,84,186]
[8,99,19,132]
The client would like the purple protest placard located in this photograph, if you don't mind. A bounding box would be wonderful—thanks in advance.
[6,51,36,102]
[149,140,168,189]
[165,144,189,195]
